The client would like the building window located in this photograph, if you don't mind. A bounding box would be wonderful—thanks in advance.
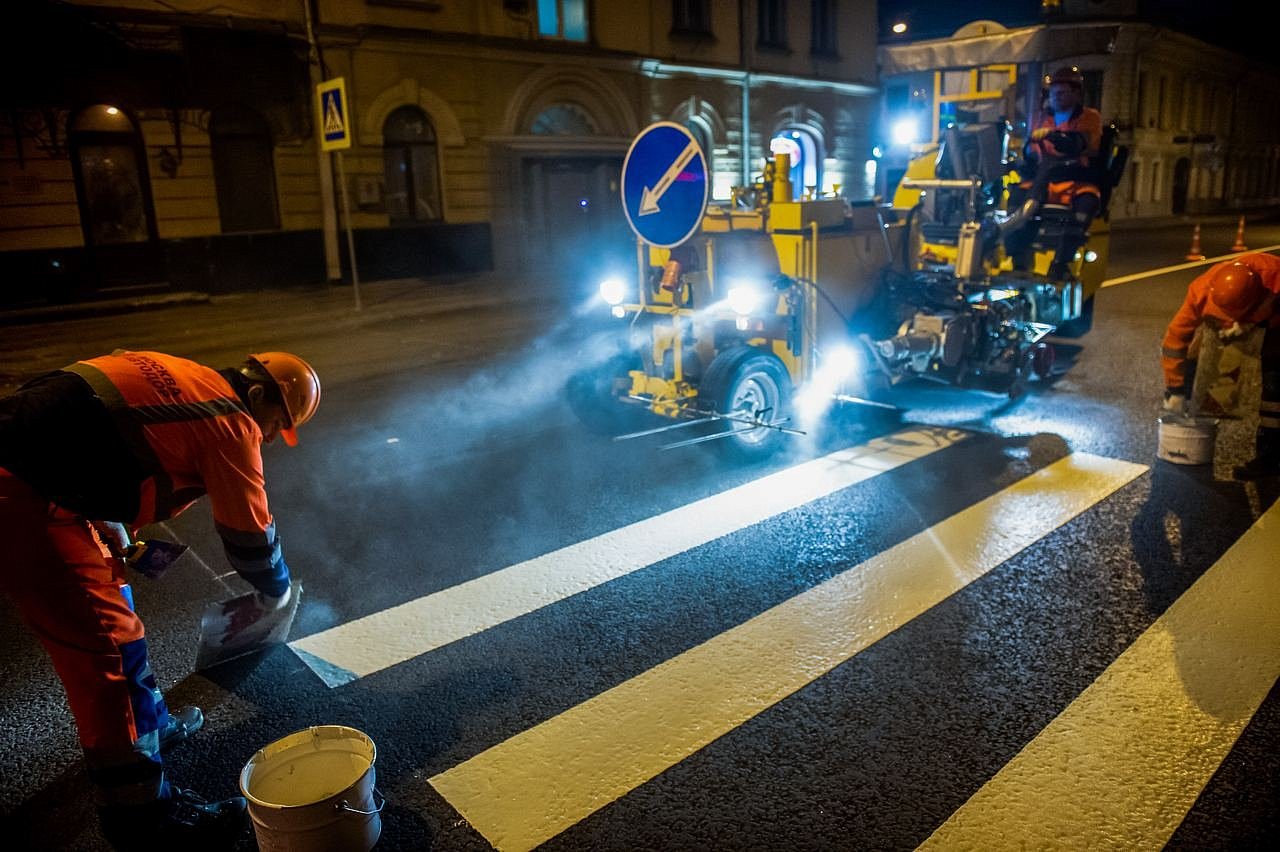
[383,106,442,223]
[810,0,837,57]
[530,103,597,136]
[672,0,712,35]
[758,0,787,49]
[211,106,279,233]
[538,0,587,41]
[70,105,152,246]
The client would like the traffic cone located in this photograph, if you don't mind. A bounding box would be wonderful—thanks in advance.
[1231,215,1249,252]
[1185,223,1206,261]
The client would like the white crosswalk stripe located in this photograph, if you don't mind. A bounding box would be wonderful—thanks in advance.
[289,426,969,686]
[428,452,1147,852]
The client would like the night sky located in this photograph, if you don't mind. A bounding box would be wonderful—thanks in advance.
[877,1,1274,66]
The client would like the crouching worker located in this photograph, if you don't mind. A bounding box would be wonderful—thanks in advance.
[0,350,320,848]
[1161,254,1280,480]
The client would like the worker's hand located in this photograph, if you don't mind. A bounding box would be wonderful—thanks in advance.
[1162,390,1189,416]
[1218,321,1249,342]
[254,583,293,612]
[1030,127,1051,142]
[90,521,131,558]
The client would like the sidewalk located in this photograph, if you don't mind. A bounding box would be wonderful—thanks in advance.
[0,270,540,328]
[4,207,1277,328]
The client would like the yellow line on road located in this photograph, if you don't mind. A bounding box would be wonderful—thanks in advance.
[1101,245,1280,288]
[429,453,1146,852]
[291,426,968,686]
[920,500,1280,851]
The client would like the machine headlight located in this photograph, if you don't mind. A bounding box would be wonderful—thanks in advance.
[599,277,627,306]
[891,116,920,147]
[823,345,859,378]
[1083,249,1098,263]
[726,283,764,315]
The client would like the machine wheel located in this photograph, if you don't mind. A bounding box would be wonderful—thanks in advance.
[1054,295,1095,338]
[699,346,793,461]
[566,352,641,435]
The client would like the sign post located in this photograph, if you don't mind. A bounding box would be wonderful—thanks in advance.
[621,122,709,249]
[316,77,361,310]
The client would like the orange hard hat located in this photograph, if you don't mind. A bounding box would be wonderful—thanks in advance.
[247,352,321,446]
[1207,261,1264,320]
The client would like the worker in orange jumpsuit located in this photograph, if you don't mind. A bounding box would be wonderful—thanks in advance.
[1004,65,1104,278]
[1161,254,1280,480]
[0,350,320,848]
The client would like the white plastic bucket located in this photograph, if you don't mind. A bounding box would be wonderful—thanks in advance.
[1157,415,1219,465]
[239,725,383,852]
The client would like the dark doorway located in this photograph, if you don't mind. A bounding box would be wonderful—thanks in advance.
[522,156,630,299]
[69,105,164,294]
[1172,157,1191,215]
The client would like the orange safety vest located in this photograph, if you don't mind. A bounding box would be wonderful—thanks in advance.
[1161,255,1280,388]
[1021,106,1103,206]
[64,350,273,540]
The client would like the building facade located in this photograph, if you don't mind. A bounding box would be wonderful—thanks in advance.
[876,5,1280,223]
[0,0,879,307]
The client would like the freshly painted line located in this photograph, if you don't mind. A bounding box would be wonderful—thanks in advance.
[920,499,1280,850]
[1101,244,1280,288]
[290,426,969,686]
[429,453,1147,852]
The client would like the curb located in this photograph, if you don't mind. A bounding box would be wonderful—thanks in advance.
[0,291,212,326]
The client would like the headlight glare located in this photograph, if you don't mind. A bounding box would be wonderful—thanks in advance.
[600,277,627,306]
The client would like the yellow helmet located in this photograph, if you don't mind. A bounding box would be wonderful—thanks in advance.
[247,352,321,446]
[1207,261,1264,320]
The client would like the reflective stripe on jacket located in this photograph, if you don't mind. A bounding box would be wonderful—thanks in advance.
[65,351,287,594]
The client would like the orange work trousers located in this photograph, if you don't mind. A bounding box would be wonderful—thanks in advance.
[0,468,169,805]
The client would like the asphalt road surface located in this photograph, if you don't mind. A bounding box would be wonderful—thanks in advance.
[2,216,1278,851]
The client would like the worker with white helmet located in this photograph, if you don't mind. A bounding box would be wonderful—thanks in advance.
[0,349,321,848]
[1162,253,1280,479]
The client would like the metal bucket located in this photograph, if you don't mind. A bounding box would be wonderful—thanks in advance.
[240,725,383,852]
[1157,414,1219,465]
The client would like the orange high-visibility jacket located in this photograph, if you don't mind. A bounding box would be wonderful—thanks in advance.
[1161,254,1280,388]
[63,351,286,594]
[1021,106,1103,206]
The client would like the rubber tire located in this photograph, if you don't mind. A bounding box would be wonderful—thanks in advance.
[1054,295,1095,338]
[699,345,793,461]
[566,352,640,436]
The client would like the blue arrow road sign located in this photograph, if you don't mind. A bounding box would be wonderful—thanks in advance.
[622,122,708,248]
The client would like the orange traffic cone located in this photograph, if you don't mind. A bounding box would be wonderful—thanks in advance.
[1185,223,1206,261]
[1231,215,1249,252]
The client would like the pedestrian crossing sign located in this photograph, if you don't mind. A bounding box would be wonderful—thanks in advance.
[317,77,352,151]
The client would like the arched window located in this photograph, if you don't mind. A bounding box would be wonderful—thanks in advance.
[530,104,597,136]
[383,106,442,222]
[70,105,152,245]
[769,127,824,199]
[211,106,279,232]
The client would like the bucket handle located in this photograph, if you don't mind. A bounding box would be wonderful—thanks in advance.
[336,788,386,817]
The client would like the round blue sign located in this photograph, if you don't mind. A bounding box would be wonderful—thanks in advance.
[621,122,708,248]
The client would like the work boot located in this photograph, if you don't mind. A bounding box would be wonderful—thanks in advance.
[99,787,249,851]
[1233,456,1280,481]
[158,705,204,751]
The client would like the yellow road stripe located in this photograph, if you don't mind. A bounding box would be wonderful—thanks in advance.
[430,453,1146,852]
[1101,245,1280,288]
[921,500,1280,851]
[290,426,967,686]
